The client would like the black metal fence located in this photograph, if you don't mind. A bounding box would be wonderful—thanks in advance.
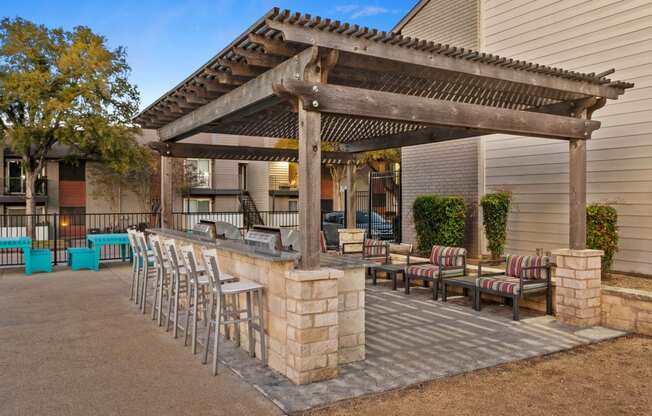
[0,212,160,267]
[171,210,299,233]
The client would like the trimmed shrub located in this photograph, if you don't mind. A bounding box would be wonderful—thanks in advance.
[587,203,619,275]
[481,191,511,259]
[412,195,466,253]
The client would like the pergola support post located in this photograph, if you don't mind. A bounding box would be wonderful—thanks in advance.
[298,48,325,270]
[160,155,174,228]
[345,162,356,229]
[569,139,587,249]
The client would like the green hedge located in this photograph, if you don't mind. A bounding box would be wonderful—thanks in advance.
[587,203,619,274]
[412,195,466,253]
[481,191,512,259]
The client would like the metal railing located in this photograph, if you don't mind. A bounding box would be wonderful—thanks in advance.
[171,210,299,233]
[0,212,160,267]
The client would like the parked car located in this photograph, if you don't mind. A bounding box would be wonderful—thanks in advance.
[322,210,394,246]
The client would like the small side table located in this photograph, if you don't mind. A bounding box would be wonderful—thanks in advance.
[67,247,97,271]
[442,276,479,311]
[371,263,407,290]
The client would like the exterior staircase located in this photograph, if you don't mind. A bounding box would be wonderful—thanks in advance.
[238,191,264,228]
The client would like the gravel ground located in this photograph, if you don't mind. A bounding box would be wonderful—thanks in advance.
[308,336,652,416]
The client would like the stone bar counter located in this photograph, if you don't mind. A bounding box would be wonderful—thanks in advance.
[149,228,368,385]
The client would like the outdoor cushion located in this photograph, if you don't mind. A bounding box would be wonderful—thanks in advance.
[479,276,521,294]
[363,239,387,257]
[479,276,548,295]
[407,264,439,278]
[505,255,550,280]
[429,245,466,267]
[406,264,464,279]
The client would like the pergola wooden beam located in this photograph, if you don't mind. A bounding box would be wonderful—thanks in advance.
[148,141,353,164]
[158,47,319,142]
[342,126,482,153]
[277,80,600,140]
[266,19,623,100]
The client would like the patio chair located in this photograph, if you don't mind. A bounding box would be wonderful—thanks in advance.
[477,255,552,321]
[149,235,172,326]
[201,248,266,375]
[179,245,237,355]
[163,240,188,338]
[126,229,140,301]
[370,243,413,287]
[405,245,467,300]
[135,232,156,313]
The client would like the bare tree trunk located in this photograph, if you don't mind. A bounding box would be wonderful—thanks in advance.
[24,167,37,238]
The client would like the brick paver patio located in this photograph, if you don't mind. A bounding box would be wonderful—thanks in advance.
[189,280,625,413]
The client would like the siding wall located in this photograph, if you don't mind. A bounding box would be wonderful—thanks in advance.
[481,0,652,274]
[399,0,482,255]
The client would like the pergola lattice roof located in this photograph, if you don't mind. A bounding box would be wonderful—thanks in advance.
[146,7,634,267]
[135,7,632,151]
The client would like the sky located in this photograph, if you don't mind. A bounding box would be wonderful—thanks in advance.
[2,0,415,111]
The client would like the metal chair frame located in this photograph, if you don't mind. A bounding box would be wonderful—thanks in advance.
[201,248,266,375]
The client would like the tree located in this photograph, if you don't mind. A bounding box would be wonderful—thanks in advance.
[0,18,140,234]
[88,147,159,212]
[273,138,400,210]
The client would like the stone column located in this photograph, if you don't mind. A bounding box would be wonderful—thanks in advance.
[552,249,603,327]
[285,268,341,385]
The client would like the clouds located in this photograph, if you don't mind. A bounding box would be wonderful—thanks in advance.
[335,4,397,19]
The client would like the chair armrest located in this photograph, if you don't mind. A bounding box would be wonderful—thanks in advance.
[406,261,431,266]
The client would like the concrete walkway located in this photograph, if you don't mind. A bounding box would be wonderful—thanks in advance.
[0,265,281,416]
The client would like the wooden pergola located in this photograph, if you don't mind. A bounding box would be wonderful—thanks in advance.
[136,8,633,270]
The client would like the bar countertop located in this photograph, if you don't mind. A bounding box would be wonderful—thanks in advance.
[148,228,374,270]
[148,228,301,263]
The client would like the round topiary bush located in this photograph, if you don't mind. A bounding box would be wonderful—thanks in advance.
[481,191,511,259]
[587,203,619,275]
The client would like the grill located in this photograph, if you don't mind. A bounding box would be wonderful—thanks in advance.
[244,226,284,255]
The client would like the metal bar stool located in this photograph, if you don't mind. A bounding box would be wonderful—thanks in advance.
[135,232,156,314]
[149,235,170,326]
[180,245,237,356]
[201,248,266,375]
[126,229,140,301]
[163,240,187,339]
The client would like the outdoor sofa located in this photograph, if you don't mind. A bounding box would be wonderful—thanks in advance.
[405,245,467,300]
[477,255,553,321]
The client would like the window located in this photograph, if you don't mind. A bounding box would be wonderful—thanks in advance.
[5,160,46,194]
[185,198,211,213]
[59,161,85,181]
[185,159,211,188]
[288,199,298,211]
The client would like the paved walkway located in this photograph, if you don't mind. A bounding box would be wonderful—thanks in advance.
[0,265,281,416]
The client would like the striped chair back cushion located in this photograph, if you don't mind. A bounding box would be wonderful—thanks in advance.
[429,245,466,267]
[505,255,550,280]
[363,239,386,257]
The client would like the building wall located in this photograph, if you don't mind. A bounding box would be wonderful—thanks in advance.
[398,0,482,255]
[481,0,652,275]
[402,139,480,254]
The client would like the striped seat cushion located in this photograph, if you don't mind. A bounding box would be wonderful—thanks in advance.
[430,245,467,267]
[407,264,465,279]
[407,264,439,278]
[364,239,387,257]
[479,277,521,295]
[505,255,550,280]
